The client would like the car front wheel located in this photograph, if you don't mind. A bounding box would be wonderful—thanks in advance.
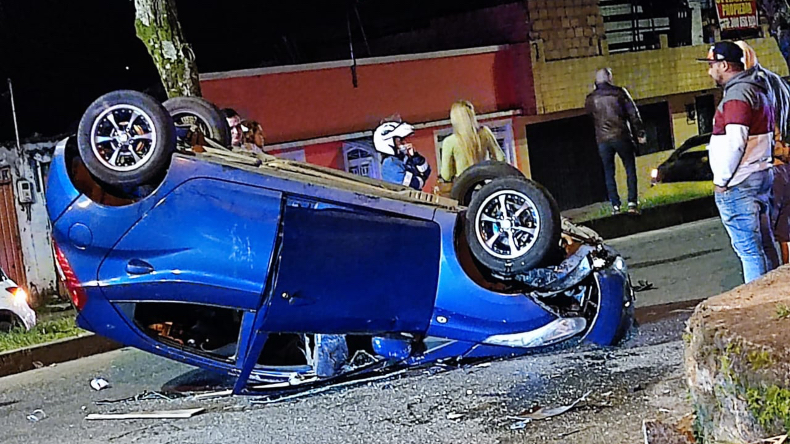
[465,177,560,277]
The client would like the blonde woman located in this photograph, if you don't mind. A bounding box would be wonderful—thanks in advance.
[439,101,505,182]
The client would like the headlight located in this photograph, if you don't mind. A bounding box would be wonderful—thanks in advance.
[7,287,28,305]
[614,256,626,272]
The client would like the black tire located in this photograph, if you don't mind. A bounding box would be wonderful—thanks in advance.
[451,161,525,206]
[163,96,231,148]
[77,90,176,188]
[0,314,20,332]
[465,177,560,277]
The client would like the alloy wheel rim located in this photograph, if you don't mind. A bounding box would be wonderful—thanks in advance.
[475,189,540,259]
[90,104,157,172]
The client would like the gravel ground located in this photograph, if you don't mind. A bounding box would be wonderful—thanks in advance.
[0,310,690,444]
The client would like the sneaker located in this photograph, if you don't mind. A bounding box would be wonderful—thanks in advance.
[627,202,640,215]
[612,205,621,214]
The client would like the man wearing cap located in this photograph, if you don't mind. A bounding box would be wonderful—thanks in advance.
[700,41,778,283]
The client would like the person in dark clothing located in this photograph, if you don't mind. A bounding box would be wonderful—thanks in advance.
[373,121,432,190]
[585,68,647,214]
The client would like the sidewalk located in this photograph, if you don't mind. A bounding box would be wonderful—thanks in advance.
[565,196,719,239]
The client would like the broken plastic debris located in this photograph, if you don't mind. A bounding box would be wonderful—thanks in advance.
[85,407,205,420]
[26,409,46,422]
[32,361,44,369]
[447,412,464,420]
[251,369,408,405]
[90,378,110,391]
[507,391,591,430]
[94,390,184,406]
[633,280,655,292]
[191,389,233,401]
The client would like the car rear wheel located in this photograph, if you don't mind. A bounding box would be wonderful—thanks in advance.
[465,177,560,277]
[77,90,176,188]
[451,161,524,206]
[163,96,231,149]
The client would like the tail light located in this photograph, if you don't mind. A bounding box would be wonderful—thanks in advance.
[52,240,87,310]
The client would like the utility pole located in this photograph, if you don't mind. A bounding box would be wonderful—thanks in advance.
[7,78,21,152]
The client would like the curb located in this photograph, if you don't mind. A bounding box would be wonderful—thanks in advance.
[581,196,719,239]
[0,333,120,378]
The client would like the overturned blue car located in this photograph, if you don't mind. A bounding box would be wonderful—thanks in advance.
[47,90,634,394]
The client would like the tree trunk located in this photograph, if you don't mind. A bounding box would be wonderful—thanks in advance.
[134,0,201,98]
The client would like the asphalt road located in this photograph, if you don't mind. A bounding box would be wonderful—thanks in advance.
[0,218,743,444]
[607,217,742,307]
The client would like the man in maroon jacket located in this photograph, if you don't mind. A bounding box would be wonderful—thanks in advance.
[700,41,779,282]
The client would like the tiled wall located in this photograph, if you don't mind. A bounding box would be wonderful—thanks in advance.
[531,38,789,114]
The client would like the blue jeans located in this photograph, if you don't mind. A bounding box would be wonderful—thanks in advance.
[598,139,637,207]
[715,169,779,283]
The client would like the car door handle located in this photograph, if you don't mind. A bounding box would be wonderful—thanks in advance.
[126,259,154,275]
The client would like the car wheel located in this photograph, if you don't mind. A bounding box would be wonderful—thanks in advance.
[163,96,231,149]
[77,90,176,188]
[451,161,524,206]
[0,314,21,332]
[465,177,560,277]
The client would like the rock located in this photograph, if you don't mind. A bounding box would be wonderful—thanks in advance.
[685,266,790,443]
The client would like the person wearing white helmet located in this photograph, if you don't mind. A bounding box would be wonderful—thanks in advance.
[373,120,432,190]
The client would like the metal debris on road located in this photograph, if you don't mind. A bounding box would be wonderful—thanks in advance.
[250,368,408,405]
[85,407,205,420]
[507,390,592,430]
[190,389,234,401]
[90,378,110,391]
[26,409,46,422]
[633,280,655,292]
[94,390,184,406]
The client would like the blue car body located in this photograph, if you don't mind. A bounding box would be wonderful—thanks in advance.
[47,138,634,394]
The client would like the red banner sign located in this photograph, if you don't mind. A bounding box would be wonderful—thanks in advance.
[715,0,759,30]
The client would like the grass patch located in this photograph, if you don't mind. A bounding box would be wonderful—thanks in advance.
[568,181,714,223]
[0,317,83,353]
[775,303,790,320]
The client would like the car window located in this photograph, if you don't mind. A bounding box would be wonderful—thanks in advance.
[676,134,711,156]
[686,142,709,153]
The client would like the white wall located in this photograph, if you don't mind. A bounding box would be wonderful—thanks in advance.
[0,140,58,302]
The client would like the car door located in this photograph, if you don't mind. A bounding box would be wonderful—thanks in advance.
[98,178,282,310]
[260,197,441,335]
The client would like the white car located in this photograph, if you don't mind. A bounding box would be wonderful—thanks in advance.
[0,267,36,331]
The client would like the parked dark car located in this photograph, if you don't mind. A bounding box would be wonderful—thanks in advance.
[47,90,635,394]
[650,133,712,185]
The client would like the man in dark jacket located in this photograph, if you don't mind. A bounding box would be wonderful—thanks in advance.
[585,68,646,214]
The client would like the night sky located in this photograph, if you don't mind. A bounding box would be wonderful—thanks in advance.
[0,0,514,143]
